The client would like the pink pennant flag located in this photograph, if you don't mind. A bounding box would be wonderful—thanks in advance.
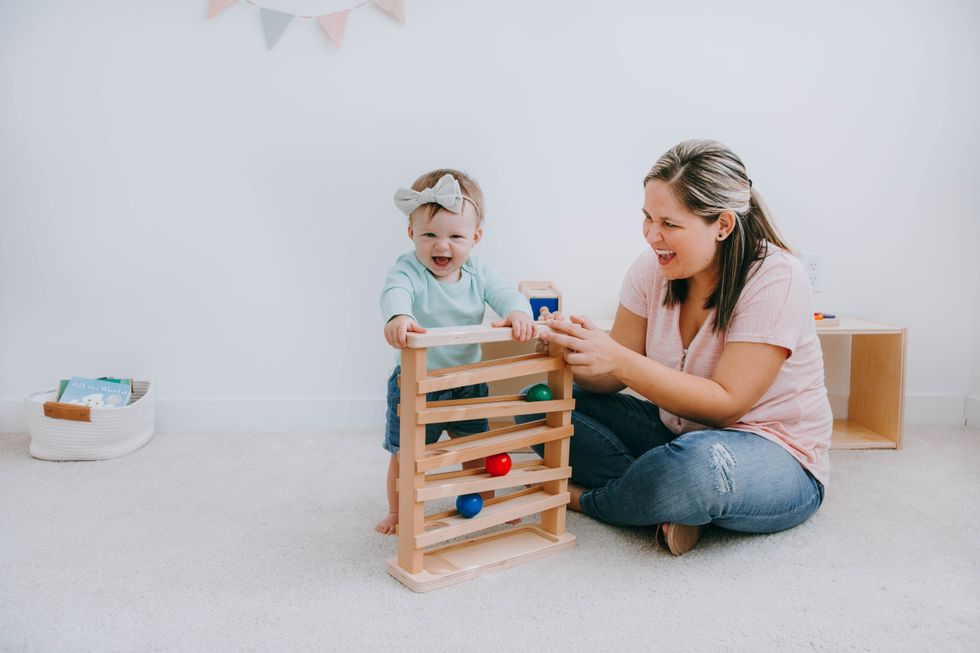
[371,0,405,24]
[316,11,350,49]
[207,0,237,19]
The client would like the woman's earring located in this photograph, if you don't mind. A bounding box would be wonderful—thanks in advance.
[718,233,725,240]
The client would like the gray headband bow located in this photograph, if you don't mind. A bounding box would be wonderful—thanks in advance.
[393,173,463,216]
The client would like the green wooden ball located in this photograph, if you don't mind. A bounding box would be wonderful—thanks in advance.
[525,383,553,402]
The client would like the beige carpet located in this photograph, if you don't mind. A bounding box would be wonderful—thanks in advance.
[1,425,978,652]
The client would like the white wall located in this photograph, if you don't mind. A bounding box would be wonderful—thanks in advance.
[2,0,979,431]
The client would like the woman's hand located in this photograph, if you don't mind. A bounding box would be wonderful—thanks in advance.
[384,315,427,348]
[492,310,536,342]
[539,314,628,378]
[533,307,564,353]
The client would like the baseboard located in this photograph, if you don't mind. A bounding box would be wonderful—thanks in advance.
[904,396,967,425]
[0,395,970,433]
[0,401,27,433]
[967,396,980,429]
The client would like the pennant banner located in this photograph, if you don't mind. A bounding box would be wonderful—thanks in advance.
[209,1,405,50]
[260,7,293,49]
[208,0,237,19]
[371,0,404,23]
[316,11,350,49]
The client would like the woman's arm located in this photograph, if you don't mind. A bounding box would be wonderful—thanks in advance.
[542,320,788,428]
[616,341,788,428]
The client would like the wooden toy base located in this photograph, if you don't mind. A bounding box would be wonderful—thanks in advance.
[387,525,576,592]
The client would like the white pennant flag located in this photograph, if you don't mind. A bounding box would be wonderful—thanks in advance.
[260,7,294,50]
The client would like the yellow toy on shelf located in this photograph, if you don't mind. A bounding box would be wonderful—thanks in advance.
[387,324,576,592]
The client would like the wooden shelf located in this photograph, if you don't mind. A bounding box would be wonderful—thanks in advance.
[815,317,904,335]
[831,419,899,449]
[417,460,572,501]
[387,525,576,593]
[827,320,907,449]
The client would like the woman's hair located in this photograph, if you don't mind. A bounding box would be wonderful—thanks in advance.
[409,168,485,224]
[644,139,791,333]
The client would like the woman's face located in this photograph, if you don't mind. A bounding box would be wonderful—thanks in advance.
[642,179,722,287]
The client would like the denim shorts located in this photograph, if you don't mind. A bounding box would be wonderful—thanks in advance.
[383,365,490,454]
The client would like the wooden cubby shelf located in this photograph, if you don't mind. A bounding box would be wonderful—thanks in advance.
[815,317,907,449]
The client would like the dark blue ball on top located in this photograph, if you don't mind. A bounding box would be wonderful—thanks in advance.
[456,493,483,518]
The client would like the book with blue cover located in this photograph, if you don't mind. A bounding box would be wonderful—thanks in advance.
[57,377,131,401]
[58,376,132,409]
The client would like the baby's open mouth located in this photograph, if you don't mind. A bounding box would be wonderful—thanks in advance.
[432,256,451,267]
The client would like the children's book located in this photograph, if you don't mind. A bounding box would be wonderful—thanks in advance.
[58,376,132,409]
[58,377,132,401]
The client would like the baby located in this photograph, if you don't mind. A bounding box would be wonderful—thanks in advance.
[376,168,534,534]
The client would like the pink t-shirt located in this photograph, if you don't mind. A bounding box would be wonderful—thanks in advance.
[619,243,832,486]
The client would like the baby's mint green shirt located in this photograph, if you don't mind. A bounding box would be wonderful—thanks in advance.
[380,252,531,370]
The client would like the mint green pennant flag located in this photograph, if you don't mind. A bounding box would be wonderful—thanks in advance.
[260,7,293,50]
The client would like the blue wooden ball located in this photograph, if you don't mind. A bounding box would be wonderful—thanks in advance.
[456,493,483,518]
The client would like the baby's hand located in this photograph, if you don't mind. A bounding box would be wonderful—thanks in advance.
[384,315,427,349]
[492,311,535,342]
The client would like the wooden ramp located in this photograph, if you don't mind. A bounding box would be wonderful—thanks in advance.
[388,325,576,592]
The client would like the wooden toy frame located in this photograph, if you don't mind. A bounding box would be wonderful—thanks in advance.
[386,324,576,592]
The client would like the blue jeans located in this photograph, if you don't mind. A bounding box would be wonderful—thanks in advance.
[520,386,824,532]
[382,366,489,454]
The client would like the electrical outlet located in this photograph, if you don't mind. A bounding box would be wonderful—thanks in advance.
[801,253,823,293]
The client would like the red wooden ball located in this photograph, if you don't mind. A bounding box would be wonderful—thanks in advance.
[484,453,512,477]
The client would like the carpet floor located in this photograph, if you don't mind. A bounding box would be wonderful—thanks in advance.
[1,425,978,652]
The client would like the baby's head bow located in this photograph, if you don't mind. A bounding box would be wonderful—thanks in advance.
[393,173,463,216]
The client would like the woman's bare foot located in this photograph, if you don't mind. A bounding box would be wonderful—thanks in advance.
[375,511,398,535]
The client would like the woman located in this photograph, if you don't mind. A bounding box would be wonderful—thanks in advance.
[537,139,832,555]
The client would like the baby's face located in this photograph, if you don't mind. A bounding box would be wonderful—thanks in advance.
[407,204,482,283]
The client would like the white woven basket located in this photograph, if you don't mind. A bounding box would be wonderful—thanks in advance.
[24,380,155,461]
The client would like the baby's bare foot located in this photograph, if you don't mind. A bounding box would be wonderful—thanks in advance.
[375,512,398,535]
